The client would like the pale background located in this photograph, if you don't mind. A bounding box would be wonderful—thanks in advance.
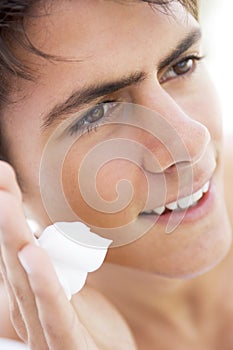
[200,0,233,134]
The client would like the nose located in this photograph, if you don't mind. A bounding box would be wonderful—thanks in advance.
[132,84,211,173]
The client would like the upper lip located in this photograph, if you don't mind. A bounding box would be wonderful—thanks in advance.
[141,174,213,212]
[140,147,217,212]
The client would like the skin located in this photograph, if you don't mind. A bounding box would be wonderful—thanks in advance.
[0,0,233,349]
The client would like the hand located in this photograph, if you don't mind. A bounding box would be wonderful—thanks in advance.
[0,161,101,350]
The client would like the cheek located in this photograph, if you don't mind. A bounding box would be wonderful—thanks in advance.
[61,141,148,228]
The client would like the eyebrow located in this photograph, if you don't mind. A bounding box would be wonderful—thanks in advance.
[158,28,202,70]
[41,27,202,130]
[41,71,146,129]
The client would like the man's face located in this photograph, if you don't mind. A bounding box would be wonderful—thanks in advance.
[1,0,232,278]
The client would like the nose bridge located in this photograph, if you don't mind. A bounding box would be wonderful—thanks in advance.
[134,86,211,171]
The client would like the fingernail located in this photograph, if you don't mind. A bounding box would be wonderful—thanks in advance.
[18,248,31,274]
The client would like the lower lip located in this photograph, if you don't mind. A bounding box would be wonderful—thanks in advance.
[140,179,216,225]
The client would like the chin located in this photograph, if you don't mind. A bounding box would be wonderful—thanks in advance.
[142,172,233,279]
[157,218,233,281]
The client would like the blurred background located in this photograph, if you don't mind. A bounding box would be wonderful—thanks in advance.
[200,0,233,134]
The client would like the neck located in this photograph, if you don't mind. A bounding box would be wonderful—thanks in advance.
[88,262,191,316]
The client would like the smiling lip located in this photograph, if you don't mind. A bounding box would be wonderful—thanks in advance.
[139,178,215,225]
[141,179,210,215]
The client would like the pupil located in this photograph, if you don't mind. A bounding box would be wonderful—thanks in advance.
[174,59,192,75]
[87,105,104,122]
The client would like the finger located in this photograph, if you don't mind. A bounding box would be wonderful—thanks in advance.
[1,259,48,348]
[0,161,22,200]
[0,190,34,292]
[0,247,27,342]
[0,192,47,349]
[18,244,99,350]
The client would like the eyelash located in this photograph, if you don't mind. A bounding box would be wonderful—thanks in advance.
[68,54,204,136]
[69,101,118,136]
[159,54,204,84]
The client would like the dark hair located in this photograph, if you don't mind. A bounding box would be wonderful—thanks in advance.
[0,0,198,107]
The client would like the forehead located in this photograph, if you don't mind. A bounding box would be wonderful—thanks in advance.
[5,0,198,129]
[25,0,196,75]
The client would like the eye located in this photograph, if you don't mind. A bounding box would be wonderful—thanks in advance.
[69,101,118,135]
[160,55,204,83]
[83,104,108,124]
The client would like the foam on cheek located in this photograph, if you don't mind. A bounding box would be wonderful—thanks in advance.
[37,222,112,300]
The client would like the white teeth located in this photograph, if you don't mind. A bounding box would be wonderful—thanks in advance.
[192,188,203,202]
[202,181,210,193]
[166,201,178,210]
[178,195,193,209]
[141,180,210,215]
[153,206,165,215]
[143,210,153,214]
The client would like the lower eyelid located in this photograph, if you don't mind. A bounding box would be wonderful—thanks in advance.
[159,57,202,84]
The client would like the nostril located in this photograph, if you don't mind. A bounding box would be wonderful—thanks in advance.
[164,164,177,174]
[164,161,191,174]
